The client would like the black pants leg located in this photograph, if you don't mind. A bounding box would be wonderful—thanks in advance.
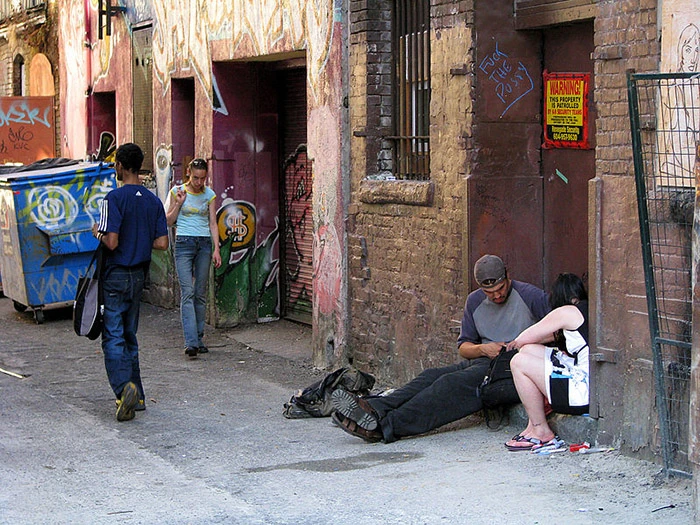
[367,358,489,443]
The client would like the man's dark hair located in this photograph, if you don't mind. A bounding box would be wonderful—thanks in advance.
[550,273,588,309]
[115,143,144,173]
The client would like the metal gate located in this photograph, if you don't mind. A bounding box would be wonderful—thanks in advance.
[282,146,313,324]
[627,71,699,477]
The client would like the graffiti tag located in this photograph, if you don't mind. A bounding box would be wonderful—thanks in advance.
[479,42,534,117]
[0,102,52,128]
[28,186,79,229]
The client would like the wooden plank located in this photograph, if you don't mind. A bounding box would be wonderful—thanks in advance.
[515,0,596,30]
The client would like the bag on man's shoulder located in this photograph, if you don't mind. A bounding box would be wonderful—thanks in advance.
[73,246,104,340]
[477,347,521,409]
[283,367,375,418]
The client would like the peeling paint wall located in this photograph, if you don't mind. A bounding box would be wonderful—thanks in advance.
[56,0,347,363]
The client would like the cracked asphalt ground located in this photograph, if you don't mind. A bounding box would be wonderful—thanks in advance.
[0,296,693,524]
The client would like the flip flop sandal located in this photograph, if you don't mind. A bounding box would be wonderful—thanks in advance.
[505,435,544,451]
[331,389,379,430]
[332,412,383,443]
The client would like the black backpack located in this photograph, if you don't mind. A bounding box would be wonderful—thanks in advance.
[283,367,375,418]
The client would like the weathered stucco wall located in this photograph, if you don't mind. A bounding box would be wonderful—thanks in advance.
[149,1,346,360]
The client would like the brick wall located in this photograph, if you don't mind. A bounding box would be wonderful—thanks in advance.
[348,1,474,384]
[593,0,661,456]
[349,0,393,178]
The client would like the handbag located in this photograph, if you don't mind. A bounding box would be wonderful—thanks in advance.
[73,245,104,340]
[477,347,520,408]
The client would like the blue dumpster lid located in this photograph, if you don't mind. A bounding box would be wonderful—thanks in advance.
[0,159,113,183]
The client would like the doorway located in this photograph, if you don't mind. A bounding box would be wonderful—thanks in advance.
[88,91,116,159]
[541,22,596,287]
[277,66,311,325]
[171,78,195,185]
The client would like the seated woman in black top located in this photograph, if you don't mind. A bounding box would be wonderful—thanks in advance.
[504,273,589,451]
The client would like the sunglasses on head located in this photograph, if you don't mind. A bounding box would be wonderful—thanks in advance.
[190,158,208,170]
[480,277,505,287]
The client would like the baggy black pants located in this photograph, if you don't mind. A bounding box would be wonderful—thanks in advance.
[366,357,490,443]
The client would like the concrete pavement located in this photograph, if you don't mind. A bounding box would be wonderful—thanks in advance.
[0,296,693,524]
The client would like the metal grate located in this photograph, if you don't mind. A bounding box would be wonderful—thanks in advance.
[283,146,313,325]
[391,0,430,180]
[627,71,699,478]
[0,0,43,20]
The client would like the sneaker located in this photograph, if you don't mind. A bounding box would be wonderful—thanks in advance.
[185,346,198,357]
[116,382,138,422]
[117,398,146,411]
[198,345,209,354]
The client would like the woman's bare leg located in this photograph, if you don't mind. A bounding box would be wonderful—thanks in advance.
[505,345,555,447]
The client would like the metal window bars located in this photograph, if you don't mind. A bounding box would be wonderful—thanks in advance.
[391,0,430,180]
[627,71,699,478]
[0,0,44,19]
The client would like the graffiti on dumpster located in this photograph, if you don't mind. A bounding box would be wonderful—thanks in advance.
[27,267,81,306]
[20,176,112,231]
[214,199,280,322]
[83,179,113,221]
[27,186,80,230]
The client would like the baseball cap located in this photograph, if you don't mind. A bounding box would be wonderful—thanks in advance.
[474,255,506,288]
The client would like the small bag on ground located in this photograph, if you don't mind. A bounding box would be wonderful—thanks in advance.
[477,347,520,409]
[283,367,375,418]
[73,246,104,340]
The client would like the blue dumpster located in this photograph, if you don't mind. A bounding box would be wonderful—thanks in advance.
[0,160,116,323]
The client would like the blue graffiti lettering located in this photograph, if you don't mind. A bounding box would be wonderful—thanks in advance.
[478,43,508,73]
[480,42,534,117]
[0,101,52,128]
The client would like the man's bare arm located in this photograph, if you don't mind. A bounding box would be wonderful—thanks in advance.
[153,235,169,251]
[459,341,504,360]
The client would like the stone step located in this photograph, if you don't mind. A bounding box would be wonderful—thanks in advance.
[507,404,599,444]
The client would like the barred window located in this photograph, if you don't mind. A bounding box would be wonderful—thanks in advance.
[392,0,430,180]
[13,54,24,96]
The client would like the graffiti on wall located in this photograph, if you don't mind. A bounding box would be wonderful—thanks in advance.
[152,0,334,108]
[0,97,56,165]
[215,199,280,321]
[61,0,91,158]
[659,3,700,186]
[284,148,313,317]
[478,42,535,118]
[154,144,173,200]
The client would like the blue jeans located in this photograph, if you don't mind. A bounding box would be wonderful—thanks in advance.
[175,236,212,349]
[101,266,146,399]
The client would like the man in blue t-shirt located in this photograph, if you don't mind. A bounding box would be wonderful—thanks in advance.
[331,254,551,443]
[93,143,169,422]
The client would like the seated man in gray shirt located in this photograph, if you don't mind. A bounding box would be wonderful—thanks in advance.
[331,254,551,443]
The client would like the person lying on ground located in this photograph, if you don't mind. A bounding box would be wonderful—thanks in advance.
[504,273,589,451]
[331,254,550,443]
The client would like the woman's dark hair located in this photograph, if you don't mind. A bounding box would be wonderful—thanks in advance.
[550,273,588,309]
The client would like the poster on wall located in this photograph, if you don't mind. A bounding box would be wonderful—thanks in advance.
[658,1,699,186]
[542,72,590,149]
[0,96,56,165]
